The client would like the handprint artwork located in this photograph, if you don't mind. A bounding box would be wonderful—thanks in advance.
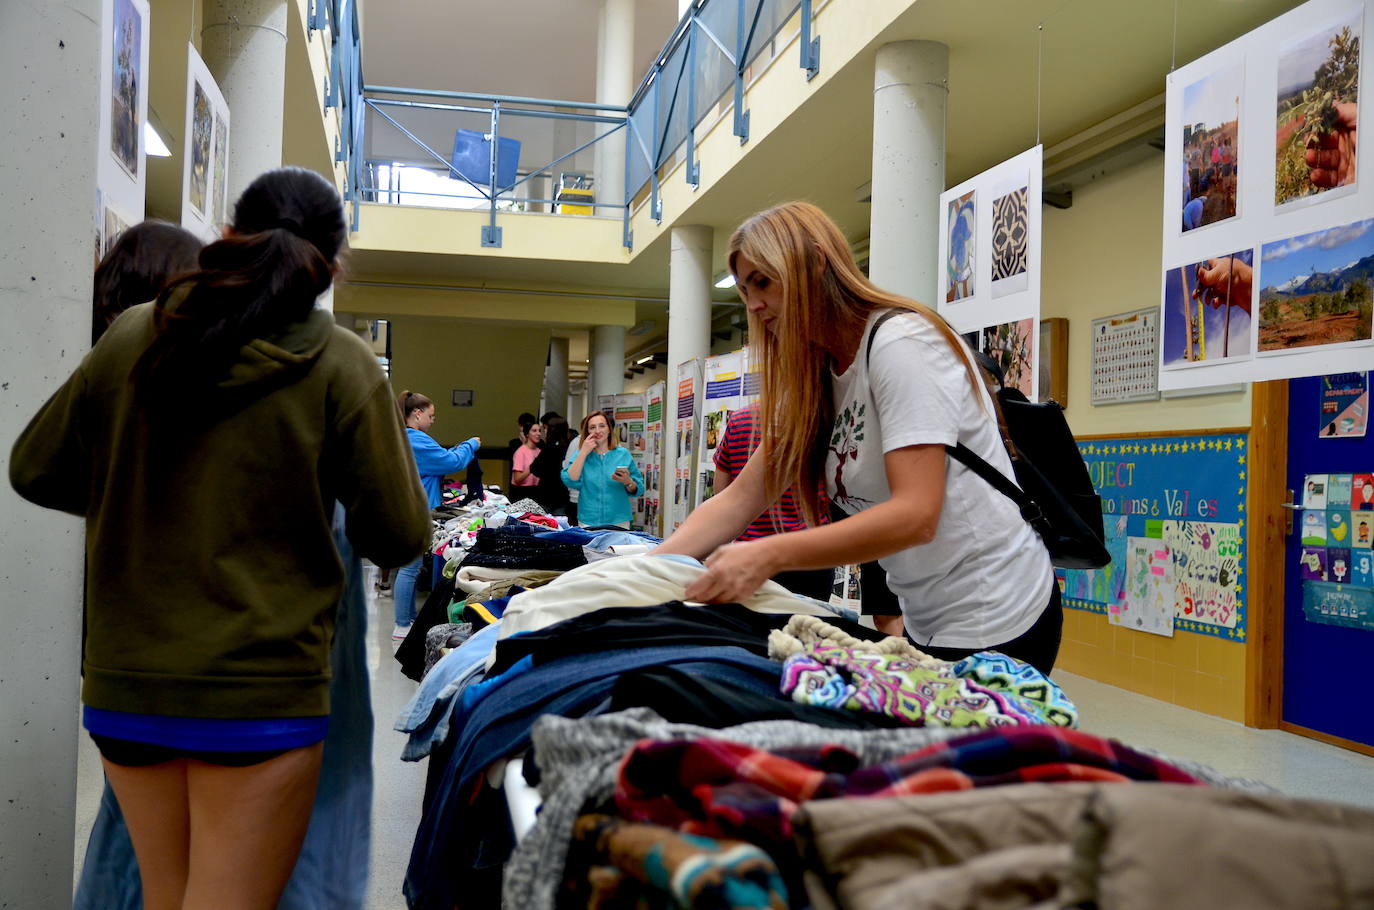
[1163,520,1242,628]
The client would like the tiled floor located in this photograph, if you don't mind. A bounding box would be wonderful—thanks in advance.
[73,582,1374,907]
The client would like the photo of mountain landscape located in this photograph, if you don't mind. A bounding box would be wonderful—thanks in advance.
[1259,217,1374,352]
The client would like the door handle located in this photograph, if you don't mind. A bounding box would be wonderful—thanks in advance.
[1280,488,1298,534]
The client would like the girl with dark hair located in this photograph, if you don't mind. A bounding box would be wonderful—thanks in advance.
[11,166,431,910]
[394,389,480,639]
[92,221,203,345]
[656,202,1060,674]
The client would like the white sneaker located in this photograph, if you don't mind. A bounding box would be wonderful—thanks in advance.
[392,624,411,641]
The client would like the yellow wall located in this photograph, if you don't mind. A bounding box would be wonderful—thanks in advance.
[1041,153,1250,722]
[389,318,551,491]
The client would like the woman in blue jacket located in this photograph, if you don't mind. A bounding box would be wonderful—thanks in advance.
[394,391,480,638]
[562,410,644,528]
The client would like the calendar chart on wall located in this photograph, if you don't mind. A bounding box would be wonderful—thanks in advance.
[1092,308,1160,405]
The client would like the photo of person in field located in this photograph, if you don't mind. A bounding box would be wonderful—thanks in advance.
[1181,65,1242,232]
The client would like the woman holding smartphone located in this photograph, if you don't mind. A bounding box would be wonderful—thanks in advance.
[561,410,643,528]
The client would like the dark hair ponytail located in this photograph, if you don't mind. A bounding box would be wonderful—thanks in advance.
[134,167,347,391]
[398,390,433,422]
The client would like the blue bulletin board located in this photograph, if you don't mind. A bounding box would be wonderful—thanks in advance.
[1059,432,1248,641]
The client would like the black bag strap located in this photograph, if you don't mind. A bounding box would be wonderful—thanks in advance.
[861,308,1046,530]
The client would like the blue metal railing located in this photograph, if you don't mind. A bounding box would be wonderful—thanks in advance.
[334,0,821,249]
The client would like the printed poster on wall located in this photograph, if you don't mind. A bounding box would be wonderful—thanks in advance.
[97,0,151,260]
[1160,0,1373,390]
[181,45,231,243]
[611,393,647,529]
[1058,432,1249,641]
[937,145,1043,400]
[697,350,745,503]
[643,382,665,536]
[672,359,703,531]
[1319,371,1369,436]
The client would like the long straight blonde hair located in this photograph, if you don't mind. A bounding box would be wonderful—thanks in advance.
[727,201,984,525]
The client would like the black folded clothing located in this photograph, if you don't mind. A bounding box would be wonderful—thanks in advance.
[459,526,586,571]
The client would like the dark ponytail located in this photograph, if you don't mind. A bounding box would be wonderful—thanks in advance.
[398,390,433,423]
[134,167,347,391]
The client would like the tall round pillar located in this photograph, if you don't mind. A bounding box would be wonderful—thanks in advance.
[594,0,635,210]
[666,224,713,510]
[591,324,627,404]
[202,0,288,203]
[0,0,100,901]
[869,41,948,304]
[543,336,570,417]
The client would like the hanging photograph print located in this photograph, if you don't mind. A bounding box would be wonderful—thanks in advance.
[1162,249,1254,365]
[190,82,212,216]
[109,0,142,179]
[1160,0,1374,390]
[1258,216,1374,353]
[102,204,130,258]
[991,184,1029,297]
[1180,64,1242,232]
[979,317,1035,397]
[213,114,230,232]
[1319,371,1369,436]
[1275,4,1362,208]
[945,190,976,303]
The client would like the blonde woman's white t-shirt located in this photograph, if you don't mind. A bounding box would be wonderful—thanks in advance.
[826,310,1053,649]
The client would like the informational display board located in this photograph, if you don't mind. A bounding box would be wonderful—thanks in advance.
[672,359,703,531]
[1091,308,1161,405]
[609,393,647,529]
[697,350,746,503]
[97,0,151,257]
[1058,432,1249,641]
[937,145,1044,400]
[1160,0,1374,390]
[181,44,231,243]
[1319,371,1369,437]
[643,382,665,536]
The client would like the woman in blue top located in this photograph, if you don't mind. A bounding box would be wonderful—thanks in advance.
[562,410,643,528]
[394,390,480,638]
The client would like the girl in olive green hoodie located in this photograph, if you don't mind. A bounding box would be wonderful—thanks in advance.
[10,168,430,910]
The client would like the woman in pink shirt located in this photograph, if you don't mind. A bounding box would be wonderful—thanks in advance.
[511,422,543,489]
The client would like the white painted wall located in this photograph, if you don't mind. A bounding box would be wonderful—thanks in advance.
[0,0,99,902]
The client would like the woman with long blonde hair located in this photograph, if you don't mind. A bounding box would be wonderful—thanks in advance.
[657,202,1060,673]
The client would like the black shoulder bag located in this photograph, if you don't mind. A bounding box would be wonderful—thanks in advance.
[866,310,1109,570]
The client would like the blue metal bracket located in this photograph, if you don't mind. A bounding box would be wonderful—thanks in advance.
[481,225,503,248]
[685,19,701,187]
[733,1,749,144]
[800,0,820,81]
[484,102,503,248]
[335,133,344,163]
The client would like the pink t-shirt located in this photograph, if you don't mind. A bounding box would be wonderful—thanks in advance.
[511,445,539,486]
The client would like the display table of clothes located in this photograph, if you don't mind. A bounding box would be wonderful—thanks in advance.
[390,522,1374,910]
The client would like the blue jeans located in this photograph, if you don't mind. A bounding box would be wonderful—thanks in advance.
[394,554,423,627]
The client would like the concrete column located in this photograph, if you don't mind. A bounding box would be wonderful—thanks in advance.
[591,324,626,403]
[543,336,570,417]
[869,41,947,304]
[0,0,100,902]
[594,0,635,210]
[666,225,713,498]
[202,0,288,204]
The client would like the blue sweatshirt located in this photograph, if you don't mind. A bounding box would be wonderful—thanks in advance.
[561,446,644,527]
[406,428,480,508]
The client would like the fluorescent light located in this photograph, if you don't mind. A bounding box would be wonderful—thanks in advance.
[144,121,171,157]
[714,274,736,289]
[636,355,654,365]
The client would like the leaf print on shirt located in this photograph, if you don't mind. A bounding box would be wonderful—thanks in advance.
[830,402,872,510]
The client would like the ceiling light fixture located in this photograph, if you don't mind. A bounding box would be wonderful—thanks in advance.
[714,274,736,289]
[636,355,654,365]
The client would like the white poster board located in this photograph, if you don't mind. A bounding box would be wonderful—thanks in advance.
[97,0,151,251]
[937,145,1044,399]
[181,44,231,243]
[672,359,703,531]
[643,381,665,536]
[697,350,746,503]
[1160,0,1373,389]
[611,393,648,529]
